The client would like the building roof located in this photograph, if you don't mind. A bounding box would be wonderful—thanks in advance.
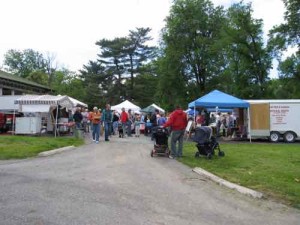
[0,70,51,90]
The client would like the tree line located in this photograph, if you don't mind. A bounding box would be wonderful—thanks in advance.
[1,0,299,111]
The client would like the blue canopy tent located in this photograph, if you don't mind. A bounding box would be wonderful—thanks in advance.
[188,90,251,141]
[188,90,249,109]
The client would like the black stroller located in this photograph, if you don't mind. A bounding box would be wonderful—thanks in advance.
[193,126,225,159]
[150,127,170,157]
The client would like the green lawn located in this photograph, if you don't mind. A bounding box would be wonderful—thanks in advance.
[179,141,300,208]
[0,135,84,160]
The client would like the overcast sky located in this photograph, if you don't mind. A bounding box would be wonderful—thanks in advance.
[0,0,285,77]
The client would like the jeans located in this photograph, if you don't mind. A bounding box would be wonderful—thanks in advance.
[75,122,82,129]
[92,123,100,141]
[170,130,185,157]
[112,121,118,134]
[135,126,140,136]
[127,121,132,136]
[104,121,111,140]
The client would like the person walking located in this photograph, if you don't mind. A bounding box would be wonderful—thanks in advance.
[134,113,141,137]
[73,107,83,129]
[91,107,101,143]
[112,111,119,135]
[120,107,128,137]
[101,104,113,141]
[163,106,188,159]
[81,108,89,133]
[127,109,133,137]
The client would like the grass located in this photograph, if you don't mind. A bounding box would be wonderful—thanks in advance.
[0,135,84,160]
[179,141,300,209]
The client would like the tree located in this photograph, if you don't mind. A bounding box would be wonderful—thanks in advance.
[124,27,156,94]
[268,0,300,98]
[3,49,58,87]
[158,0,226,104]
[27,70,48,86]
[95,37,129,100]
[51,68,86,103]
[219,2,272,98]
[93,27,156,102]
[4,49,46,78]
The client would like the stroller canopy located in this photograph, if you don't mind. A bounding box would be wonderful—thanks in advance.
[193,126,212,144]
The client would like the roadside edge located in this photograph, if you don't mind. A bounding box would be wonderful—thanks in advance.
[193,167,263,199]
[38,146,76,157]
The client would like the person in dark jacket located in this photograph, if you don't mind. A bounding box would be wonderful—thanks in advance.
[101,104,113,141]
[73,107,83,129]
[163,106,188,159]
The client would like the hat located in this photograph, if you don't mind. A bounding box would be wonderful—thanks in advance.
[93,106,98,110]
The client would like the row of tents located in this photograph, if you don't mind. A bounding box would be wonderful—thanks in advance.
[0,90,248,137]
[111,100,165,114]
[0,89,249,115]
[112,89,250,115]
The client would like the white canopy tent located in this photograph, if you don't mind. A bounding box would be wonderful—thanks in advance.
[14,95,84,137]
[150,103,165,113]
[15,95,75,110]
[111,100,141,113]
[66,96,88,108]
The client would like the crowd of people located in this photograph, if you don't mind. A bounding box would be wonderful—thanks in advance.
[68,104,188,159]
[195,111,236,137]
[67,103,241,159]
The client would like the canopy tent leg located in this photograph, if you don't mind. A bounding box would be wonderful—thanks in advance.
[54,105,59,138]
[247,107,252,143]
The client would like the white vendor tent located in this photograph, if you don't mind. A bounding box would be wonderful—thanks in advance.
[66,96,88,108]
[14,95,85,137]
[15,95,75,112]
[111,100,141,113]
[140,103,165,114]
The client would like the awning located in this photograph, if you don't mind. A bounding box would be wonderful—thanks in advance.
[20,104,50,113]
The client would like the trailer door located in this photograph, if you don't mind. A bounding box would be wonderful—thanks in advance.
[250,103,270,136]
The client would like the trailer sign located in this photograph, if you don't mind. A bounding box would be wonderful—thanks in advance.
[270,103,300,137]
[270,105,290,125]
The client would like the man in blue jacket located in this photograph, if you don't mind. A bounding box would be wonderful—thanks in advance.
[101,104,113,141]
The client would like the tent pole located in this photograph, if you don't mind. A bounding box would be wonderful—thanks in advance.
[55,104,59,138]
[247,107,251,143]
[13,108,16,136]
[194,106,196,127]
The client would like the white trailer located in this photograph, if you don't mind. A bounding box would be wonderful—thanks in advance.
[247,100,300,143]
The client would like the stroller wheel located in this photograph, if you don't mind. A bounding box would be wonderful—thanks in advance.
[218,151,225,157]
[207,153,212,159]
[195,152,200,158]
[150,150,154,157]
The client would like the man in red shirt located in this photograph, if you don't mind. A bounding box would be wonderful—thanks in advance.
[120,107,128,137]
[163,106,188,159]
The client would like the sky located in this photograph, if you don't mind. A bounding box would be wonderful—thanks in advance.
[0,0,285,77]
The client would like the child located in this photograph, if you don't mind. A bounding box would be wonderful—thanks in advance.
[134,114,141,137]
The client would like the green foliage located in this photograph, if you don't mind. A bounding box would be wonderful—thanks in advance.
[268,0,300,98]
[27,70,48,86]
[93,27,157,103]
[160,0,226,99]
[218,2,272,98]
[51,69,87,105]
[132,72,159,108]
[4,49,47,78]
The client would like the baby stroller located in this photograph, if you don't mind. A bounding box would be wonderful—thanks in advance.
[150,127,170,157]
[193,126,225,159]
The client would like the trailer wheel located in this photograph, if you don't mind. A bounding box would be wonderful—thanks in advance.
[270,131,280,142]
[283,131,296,143]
